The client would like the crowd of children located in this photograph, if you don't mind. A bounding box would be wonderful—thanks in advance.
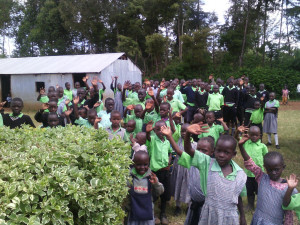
[0,75,298,225]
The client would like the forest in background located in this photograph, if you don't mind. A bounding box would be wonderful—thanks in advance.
[0,0,300,96]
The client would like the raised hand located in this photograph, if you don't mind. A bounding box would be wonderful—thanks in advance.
[56,84,59,89]
[82,76,88,82]
[98,79,103,84]
[111,76,114,81]
[209,74,213,80]
[239,79,244,86]
[115,76,119,79]
[148,88,154,97]
[65,99,70,106]
[286,174,299,189]
[91,78,98,86]
[0,101,6,110]
[129,133,135,145]
[127,105,135,111]
[41,103,49,110]
[123,81,130,90]
[163,95,167,102]
[186,123,209,135]
[149,172,158,184]
[217,117,224,122]
[93,101,102,108]
[238,134,249,145]
[182,81,189,87]
[160,81,165,90]
[73,96,80,105]
[94,117,102,125]
[237,125,247,133]
[40,88,45,95]
[64,108,73,117]
[146,121,154,132]
[173,112,181,119]
[83,105,90,111]
[260,97,264,101]
[160,125,172,137]
[168,108,173,118]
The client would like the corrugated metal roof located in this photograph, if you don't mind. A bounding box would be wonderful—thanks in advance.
[0,53,125,75]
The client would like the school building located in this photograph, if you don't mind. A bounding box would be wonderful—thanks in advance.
[0,53,142,109]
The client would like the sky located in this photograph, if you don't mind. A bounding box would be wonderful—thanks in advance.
[202,0,231,25]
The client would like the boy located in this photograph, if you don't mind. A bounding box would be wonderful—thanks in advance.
[207,85,224,120]
[165,87,187,114]
[124,104,144,134]
[64,82,73,101]
[146,120,173,224]
[256,83,269,103]
[195,82,208,113]
[243,86,258,126]
[239,126,268,210]
[123,120,136,143]
[180,80,197,123]
[131,132,148,159]
[105,110,125,140]
[248,99,264,137]
[97,98,115,128]
[47,112,61,128]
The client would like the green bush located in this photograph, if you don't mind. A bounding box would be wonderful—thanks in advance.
[0,126,131,225]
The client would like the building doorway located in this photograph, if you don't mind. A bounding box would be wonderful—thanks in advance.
[72,73,86,88]
[1,75,11,106]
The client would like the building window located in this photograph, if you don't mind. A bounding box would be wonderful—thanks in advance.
[36,82,45,92]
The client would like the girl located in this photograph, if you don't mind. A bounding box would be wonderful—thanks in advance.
[110,76,124,117]
[171,124,196,216]
[263,92,280,149]
[239,135,298,225]
[162,124,247,225]
[282,85,289,105]
[127,151,164,225]
[1,98,35,129]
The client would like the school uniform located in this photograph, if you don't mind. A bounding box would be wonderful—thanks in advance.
[97,110,112,128]
[74,117,94,128]
[147,134,172,202]
[195,89,208,111]
[242,140,268,198]
[99,89,105,101]
[106,126,126,140]
[236,87,246,125]
[34,111,65,127]
[142,110,159,132]
[207,93,224,119]
[64,89,73,101]
[2,113,35,129]
[180,86,197,123]
[124,115,143,134]
[243,94,259,126]
[250,108,264,134]
[222,86,238,124]
[198,123,224,146]
[245,158,298,225]
[123,92,139,107]
[257,90,269,103]
[127,168,164,225]
[263,100,280,134]
[39,95,49,103]
[178,151,247,225]
[111,84,124,118]
[0,113,3,127]
[166,98,186,113]
[282,194,300,222]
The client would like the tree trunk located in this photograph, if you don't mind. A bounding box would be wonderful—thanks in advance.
[286,0,291,55]
[165,23,169,67]
[262,0,268,65]
[278,0,284,49]
[239,0,251,67]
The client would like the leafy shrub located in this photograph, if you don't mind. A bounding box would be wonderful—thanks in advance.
[0,126,131,225]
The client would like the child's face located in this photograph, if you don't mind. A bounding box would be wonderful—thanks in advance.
[88,112,97,125]
[249,129,260,143]
[48,115,59,128]
[205,84,211,92]
[75,82,81,89]
[134,154,149,175]
[269,93,275,101]
[259,84,264,91]
[200,82,205,89]
[48,102,58,113]
[117,83,122,91]
[11,101,23,115]
[193,114,204,124]
[134,82,141,92]
[146,100,154,112]
[126,121,136,133]
[136,133,146,146]
[264,158,285,182]
[138,90,146,101]
[65,83,71,90]
[254,101,260,109]
[154,81,159,88]
[110,114,121,127]
[77,89,86,101]
[166,90,174,101]
[228,80,233,88]
[181,126,187,139]
[159,105,169,118]
[197,140,213,156]
[57,88,64,98]
[197,79,201,87]
[250,88,256,95]
[213,85,219,93]
[205,113,215,125]
[214,140,236,167]
[192,79,197,87]
[154,123,164,139]
[173,116,181,125]
[79,109,87,118]
[48,87,55,92]
[134,106,143,118]
[105,100,115,112]
[171,82,177,89]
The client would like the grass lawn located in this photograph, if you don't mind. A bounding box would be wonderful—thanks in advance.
[8,102,300,224]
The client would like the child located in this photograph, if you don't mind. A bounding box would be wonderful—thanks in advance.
[207,85,224,120]
[131,132,148,159]
[145,120,173,224]
[257,83,269,103]
[239,137,298,225]
[141,98,159,132]
[239,126,268,211]
[110,76,124,117]
[105,110,125,140]
[263,92,280,149]
[282,174,300,222]
[47,112,61,128]
[243,86,258,126]
[282,85,289,105]
[248,99,264,137]
[198,111,228,146]
[64,82,73,101]
[124,120,136,143]
[170,124,197,216]
[6,93,12,108]
[124,104,143,134]
[127,151,164,225]
[180,80,197,123]
[165,87,187,114]
[97,98,115,129]
[195,82,208,113]
[236,78,245,126]
[191,113,205,142]
[73,107,99,129]
[1,98,35,129]
[34,100,65,127]
[222,78,238,135]
[166,123,247,225]
[0,101,6,126]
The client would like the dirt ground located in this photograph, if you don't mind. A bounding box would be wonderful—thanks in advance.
[279,101,300,110]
